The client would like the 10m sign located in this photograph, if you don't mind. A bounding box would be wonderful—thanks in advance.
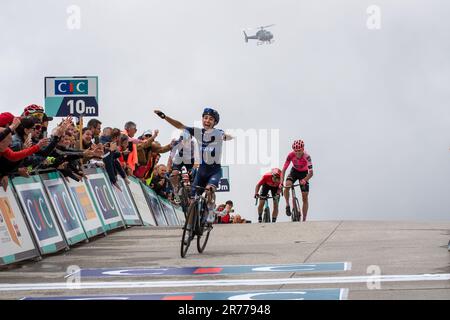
[67,100,96,115]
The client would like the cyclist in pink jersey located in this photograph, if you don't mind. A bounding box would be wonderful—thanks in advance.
[281,139,314,221]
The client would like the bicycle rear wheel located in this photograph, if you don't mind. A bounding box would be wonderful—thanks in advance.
[181,203,197,258]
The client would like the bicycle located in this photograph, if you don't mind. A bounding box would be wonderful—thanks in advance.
[180,186,214,258]
[255,195,279,223]
[286,183,302,222]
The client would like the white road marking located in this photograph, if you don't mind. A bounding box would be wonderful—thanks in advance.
[1,273,449,292]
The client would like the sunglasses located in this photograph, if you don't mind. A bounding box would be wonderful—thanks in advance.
[33,125,42,131]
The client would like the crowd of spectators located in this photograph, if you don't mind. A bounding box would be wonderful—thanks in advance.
[0,105,185,205]
[0,104,243,222]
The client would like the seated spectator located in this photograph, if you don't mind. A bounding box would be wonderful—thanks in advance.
[231,214,247,224]
[217,200,234,224]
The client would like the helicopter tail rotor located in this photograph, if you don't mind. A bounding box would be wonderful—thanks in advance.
[243,31,248,43]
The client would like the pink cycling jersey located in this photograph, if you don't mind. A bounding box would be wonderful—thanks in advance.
[282,151,313,173]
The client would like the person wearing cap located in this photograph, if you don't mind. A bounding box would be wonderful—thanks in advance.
[0,113,21,142]
[40,113,53,139]
[134,129,174,181]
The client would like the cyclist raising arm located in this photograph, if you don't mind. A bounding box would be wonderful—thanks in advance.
[282,140,314,221]
[154,108,233,221]
[255,168,282,223]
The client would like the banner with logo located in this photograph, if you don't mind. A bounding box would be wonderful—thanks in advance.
[44,76,98,117]
[141,184,167,226]
[84,168,125,231]
[159,197,179,226]
[66,178,105,238]
[112,176,142,226]
[127,177,157,226]
[172,205,186,226]
[40,172,87,245]
[11,176,67,255]
[0,180,39,265]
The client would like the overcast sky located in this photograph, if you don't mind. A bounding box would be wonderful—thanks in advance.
[1,0,449,222]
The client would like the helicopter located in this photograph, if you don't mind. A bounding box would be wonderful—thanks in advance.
[243,24,275,45]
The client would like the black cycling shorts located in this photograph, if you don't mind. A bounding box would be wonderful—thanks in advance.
[260,184,279,198]
[286,169,310,193]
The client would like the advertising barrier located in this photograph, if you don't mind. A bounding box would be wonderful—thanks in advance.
[127,177,157,226]
[0,180,39,265]
[112,176,143,226]
[84,168,125,231]
[2,167,198,266]
[40,172,87,245]
[159,197,180,226]
[11,176,67,255]
[172,205,186,226]
[141,184,168,226]
[66,178,105,238]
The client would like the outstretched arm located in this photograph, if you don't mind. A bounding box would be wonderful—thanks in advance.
[154,110,186,130]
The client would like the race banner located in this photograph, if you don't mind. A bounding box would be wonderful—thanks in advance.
[40,172,87,245]
[111,176,142,226]
[45,76,98,117]
[66,178,105,238]
[159,197,179,226]
[172,205,186,226]
[128,177,157,226]
[0,180,39,265]
[11,176,67,255]
[84,168,125,231]
[141,184,168,226]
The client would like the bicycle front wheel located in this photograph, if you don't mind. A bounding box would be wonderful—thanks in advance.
[263,207,271,223]
[197,203,212,253]
[181,203,197,258]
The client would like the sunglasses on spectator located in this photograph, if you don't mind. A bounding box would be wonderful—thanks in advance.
[33,125,42,130]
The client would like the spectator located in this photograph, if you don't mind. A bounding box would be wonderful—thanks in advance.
[217,200,234,224]
[122,121,139,172]
[150,164,173,199]
[81,127,93,150]
[135,130,173,182]
[87,119,102,144]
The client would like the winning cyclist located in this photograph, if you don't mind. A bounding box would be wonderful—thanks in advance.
[154,107,233,222]
[254,168,282,223]
[282,139,314,221]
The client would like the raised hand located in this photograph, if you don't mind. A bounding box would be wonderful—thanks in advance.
[10,117,21,131]
[154,110,166,119]
[37,138,50,149]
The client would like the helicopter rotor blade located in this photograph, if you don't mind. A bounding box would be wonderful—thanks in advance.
[260,24,275,29]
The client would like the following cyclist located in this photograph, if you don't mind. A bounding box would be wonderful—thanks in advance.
[154,107,233,223]
[282,139,314,221]
[167,129,200,200]
[254,168,282,223]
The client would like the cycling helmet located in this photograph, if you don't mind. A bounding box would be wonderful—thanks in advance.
[271,168,281,177]
[23,104,44,117]
[202,107,220,124]
[292,139,305,152]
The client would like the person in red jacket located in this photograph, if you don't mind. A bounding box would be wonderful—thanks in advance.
[254,168,282,223]
[0,127,49,191]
